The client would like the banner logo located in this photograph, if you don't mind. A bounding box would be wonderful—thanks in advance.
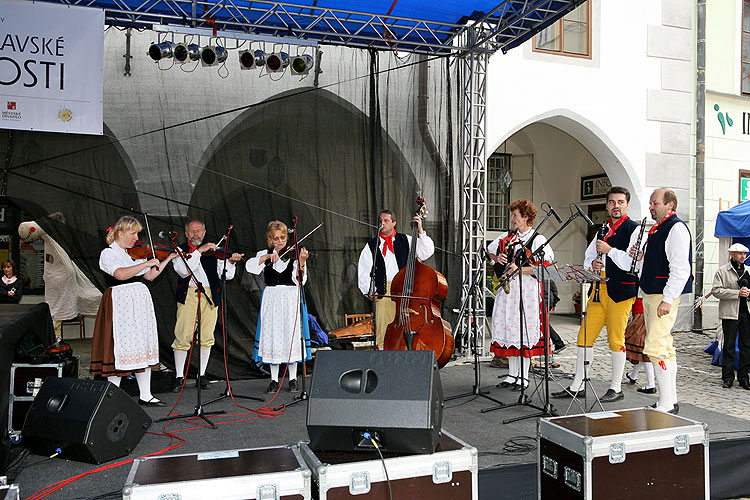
[7,102,15,110]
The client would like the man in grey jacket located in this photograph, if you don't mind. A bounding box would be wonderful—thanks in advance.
[711,243,750,389]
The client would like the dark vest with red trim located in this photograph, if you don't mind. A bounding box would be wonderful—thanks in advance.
[175,243,223,304]
[640,215,693,296]
[366,233,409,296]
[602,217,639,303]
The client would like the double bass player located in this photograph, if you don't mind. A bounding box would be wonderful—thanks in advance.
[357,209,435,349]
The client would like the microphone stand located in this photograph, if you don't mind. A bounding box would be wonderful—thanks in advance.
[286,217,312,407]
[156,233,225,428]
[204,226,264,407]
[367,222,381,349]
[444,246,504,407]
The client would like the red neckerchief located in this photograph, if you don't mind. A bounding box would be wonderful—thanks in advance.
[380,232,395,256]
[605,215,628,240]
[187,242,198,253]
[648,212,675,236]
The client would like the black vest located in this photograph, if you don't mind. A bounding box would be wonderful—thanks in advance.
[366,233,409,296]
[640,214,693,296]
[601,217,639,303]
[263,251,296,287]
[175,243,223,304]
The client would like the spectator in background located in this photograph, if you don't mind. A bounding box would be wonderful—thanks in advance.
[0,259,22,304]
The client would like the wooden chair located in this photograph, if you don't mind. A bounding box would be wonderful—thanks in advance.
[344,313,372,326]
[61,315,85,340]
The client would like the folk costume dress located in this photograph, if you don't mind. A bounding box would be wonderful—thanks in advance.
[488,228,554,359]
[90,242,160,377]
[246,250,312,365]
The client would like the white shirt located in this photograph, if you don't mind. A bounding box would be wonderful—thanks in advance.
[357,232,435,295]
[487,227,554,267]
[638,219,692,304]
[172,248,236,287]
[246,249,307,286]
[99,242,148,278]
[583,219,640,272]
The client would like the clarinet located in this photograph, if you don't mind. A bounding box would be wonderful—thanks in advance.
[628,217,648,276]
[592,223,608,303]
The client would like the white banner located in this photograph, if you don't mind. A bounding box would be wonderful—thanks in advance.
[0,1,103,135]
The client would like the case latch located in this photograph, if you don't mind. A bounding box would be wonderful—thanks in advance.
[257,484,279,500]
[674,434,690,455]
[609,442,626,464]
[563,466,581,491]
[542,456,558,478]
[432,461,452,483]
[349,471,371,495]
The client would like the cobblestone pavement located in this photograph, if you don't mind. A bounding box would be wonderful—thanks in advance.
[547,315,750,422]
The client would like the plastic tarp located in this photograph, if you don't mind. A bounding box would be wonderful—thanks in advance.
[714,200,750,237]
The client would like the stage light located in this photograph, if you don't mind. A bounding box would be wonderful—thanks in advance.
[174,43,200,63]
[290,54,313,75]
[266,52,289,72]
[148,42,175,61]
[239,49,266,70]
[200,45,228,67]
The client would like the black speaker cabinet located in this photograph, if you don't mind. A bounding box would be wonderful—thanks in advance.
[307,350,443,454]
[22,378,151,464]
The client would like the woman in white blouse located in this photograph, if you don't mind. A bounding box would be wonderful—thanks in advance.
[91,216,176,407]
[246,220,310,394]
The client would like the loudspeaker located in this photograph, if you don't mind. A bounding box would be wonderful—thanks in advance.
[22,378,151,464]
[307,350,443,454]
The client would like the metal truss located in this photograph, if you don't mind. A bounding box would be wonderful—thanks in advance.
[457,28,489,358]
[38,0,582,56]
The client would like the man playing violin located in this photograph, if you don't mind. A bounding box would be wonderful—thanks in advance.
[171,220,244,391]
[357,209,435,349]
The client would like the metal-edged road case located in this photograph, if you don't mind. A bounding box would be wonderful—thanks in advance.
[538,408,709,499]
[122,444,311,500]
[299,430,477,499]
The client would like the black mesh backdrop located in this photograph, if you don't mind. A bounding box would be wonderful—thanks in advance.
[0,48,462,380]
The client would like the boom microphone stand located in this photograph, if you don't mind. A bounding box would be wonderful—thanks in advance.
[444,247,504,407]
[204,225,264,407]
[157,232,225,428]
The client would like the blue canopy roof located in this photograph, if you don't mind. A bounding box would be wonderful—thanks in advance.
[715,200,750,238]
[34,0,585,54]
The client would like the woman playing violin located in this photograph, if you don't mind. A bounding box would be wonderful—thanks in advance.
[91,216,177,407]
[487,200,554,390]
[245,220,310,394]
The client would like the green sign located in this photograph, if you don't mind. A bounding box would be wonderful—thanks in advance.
[742,177,750,203]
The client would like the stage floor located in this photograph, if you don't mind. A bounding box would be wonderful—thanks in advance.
[9,316,750,499]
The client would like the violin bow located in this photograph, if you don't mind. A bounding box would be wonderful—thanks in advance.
[142,213,159,266]
[278,222,324,260]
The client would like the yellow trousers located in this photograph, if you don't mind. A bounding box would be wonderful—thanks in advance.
[642,293,680,363]
[375,282,397,349]
[577,281,635,351]
[172,287,217,350]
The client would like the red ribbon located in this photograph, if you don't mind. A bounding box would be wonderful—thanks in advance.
[605,215,629,240]
[649,212,675,236]
[380,233,395,256]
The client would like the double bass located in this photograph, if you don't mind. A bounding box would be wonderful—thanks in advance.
[383,197,455,368]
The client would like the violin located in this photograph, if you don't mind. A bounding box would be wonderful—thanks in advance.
[127,240,175,261]
[202,246,246,262]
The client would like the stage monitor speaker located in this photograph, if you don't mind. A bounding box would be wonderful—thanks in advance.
[22,378,151,464]
[307,350,443,454]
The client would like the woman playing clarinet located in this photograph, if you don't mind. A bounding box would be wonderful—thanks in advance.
[91,216,177,406]
[246,220,311,393]
[487,200,554,389]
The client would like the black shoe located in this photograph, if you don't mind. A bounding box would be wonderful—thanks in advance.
[649,402,679,413]
[600,389,624,403]
[722,380,734,389]
[267,380,280,393]
[171,377,184,393]
[739,381,750,390]
[637,386,657,394]
[552,344,566,355]
[139,397,166,407]
[512,383,528,392]
[551,387,583,399]
[288,379,300,392]
[197,375,211,389]
[625,373,637,385]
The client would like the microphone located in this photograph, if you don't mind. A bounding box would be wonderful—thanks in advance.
[740,278,748,288]
[573,203,595,227]
[548,206,562,224]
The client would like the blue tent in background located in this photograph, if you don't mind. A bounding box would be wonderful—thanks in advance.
[715,200,750,249]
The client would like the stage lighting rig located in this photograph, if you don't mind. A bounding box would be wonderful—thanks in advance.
[201,45,228,67]
[290,54,313,75]
[174,43,200,63]
[148,42,175,61]
[239,49,266,70]
[266,52,289,72]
